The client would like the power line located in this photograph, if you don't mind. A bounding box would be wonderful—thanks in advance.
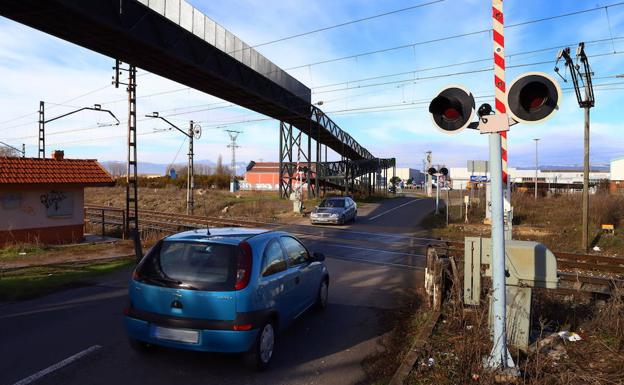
[22,80,624,147]
[283,1,624,71]
[248,0,444,49]
[2,0,623,133]
[312,36,624,90]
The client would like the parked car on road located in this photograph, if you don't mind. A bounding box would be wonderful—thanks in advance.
[309,196,357,225]
[124,228,329,370]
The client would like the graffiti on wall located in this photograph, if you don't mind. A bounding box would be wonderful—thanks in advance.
[40,190,73,217]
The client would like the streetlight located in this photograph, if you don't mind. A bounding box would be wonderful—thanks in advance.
[38,102,120,158]
[533,138,539,200]
[145,112,202,215]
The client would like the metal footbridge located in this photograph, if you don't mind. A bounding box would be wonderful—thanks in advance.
[0,0,395,196]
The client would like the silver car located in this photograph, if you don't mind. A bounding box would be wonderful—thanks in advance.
[310,197,357,225]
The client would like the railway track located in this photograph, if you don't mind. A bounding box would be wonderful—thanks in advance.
[84,205,623,294]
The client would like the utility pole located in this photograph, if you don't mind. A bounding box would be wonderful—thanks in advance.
[114,60,142,262]
[38,101,44,158]
[225,130,241,192]
[146,113,201,215]
[425,151,432,197]
[533,138,539,200]
[556,43,595,251]
[188,120,195,215]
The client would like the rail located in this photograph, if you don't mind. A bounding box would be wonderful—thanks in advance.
[84,205,623,294]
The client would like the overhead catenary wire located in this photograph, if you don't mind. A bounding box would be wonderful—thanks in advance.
[283,1,624,72]
[27,80,624,148]
[15,4,620,116]
[2,3,624,136]
[246,0,445,50]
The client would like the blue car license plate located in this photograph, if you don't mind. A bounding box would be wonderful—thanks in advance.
[153,326,199,344]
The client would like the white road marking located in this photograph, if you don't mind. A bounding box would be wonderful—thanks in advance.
[368,199,422,221]
[12,345,101,385]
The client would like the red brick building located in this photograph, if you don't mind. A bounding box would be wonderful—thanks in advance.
[244,162,281,187]
[0,152,115,245]
[242,162,317,191]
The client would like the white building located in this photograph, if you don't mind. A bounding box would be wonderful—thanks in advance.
[449,166,610,189]
[610,156,624,193]
[386,168,425,187]
[611,157,624,181]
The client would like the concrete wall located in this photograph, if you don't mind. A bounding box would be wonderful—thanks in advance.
[0,187,85,244]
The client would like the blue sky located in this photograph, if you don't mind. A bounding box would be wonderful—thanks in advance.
[1,0,623,170]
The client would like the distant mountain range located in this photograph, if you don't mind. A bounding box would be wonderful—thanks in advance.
[100,159,248,176]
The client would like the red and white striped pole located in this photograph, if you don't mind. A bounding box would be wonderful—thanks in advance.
[492,1,509,187]
[487,0,514,370]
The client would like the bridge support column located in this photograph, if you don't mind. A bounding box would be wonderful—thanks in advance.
[307,127,313,199]
[279,121,294,199]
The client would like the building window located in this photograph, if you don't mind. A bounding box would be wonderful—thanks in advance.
[1,193,22,210]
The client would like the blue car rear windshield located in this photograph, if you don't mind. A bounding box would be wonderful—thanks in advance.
[136,241,238,291]
[319,199,345,208]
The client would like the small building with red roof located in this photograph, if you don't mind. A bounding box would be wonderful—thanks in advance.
[0,151,115,245]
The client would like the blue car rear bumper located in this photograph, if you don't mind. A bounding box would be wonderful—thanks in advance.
[124,316,258,353]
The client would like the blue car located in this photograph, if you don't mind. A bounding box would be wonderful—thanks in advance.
[124,228,329,370]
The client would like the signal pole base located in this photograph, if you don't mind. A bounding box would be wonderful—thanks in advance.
[483,348,517,371]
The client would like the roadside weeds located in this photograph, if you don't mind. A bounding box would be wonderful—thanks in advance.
[0,258,134,302]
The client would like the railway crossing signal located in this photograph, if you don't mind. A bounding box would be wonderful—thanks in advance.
[506,72,562,125]
[428,72,561,134]
[427,166,448,214]
[428,86,475,134]
[428,0,562,370]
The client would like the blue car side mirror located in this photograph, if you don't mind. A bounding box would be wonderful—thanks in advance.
[312,252,325,262]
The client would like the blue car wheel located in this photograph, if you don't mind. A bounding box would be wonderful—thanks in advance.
[245,321,275,371]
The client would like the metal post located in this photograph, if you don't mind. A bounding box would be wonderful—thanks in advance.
[582,89,590,252]
[22,143,25,158]
[187,121,195,215]
[425,151,432,197]
[487,0,512,369]
[101,208,105,237]
[315,131,320,198]
[38,101,45,158]
[279,122,283,199]
[446,188,449,226]
[533,138,539,200]
[435,175,440,214]
[124,64,142,262]
[487,133,510,368]
[459,184,464,221]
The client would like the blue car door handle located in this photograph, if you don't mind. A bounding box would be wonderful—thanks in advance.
[294,276,300,285]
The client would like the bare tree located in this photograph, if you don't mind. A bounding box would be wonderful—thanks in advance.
[0,147,19,157]
[216,154,225,175]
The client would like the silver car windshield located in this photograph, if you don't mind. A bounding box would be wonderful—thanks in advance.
[319,199,345,208]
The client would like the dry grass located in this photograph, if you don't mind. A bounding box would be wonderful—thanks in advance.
[402,288,624,385]
[432,192,624,255]
[85,186,296,221]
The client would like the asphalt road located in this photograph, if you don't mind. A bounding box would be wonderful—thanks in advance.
[1,195,435,385]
